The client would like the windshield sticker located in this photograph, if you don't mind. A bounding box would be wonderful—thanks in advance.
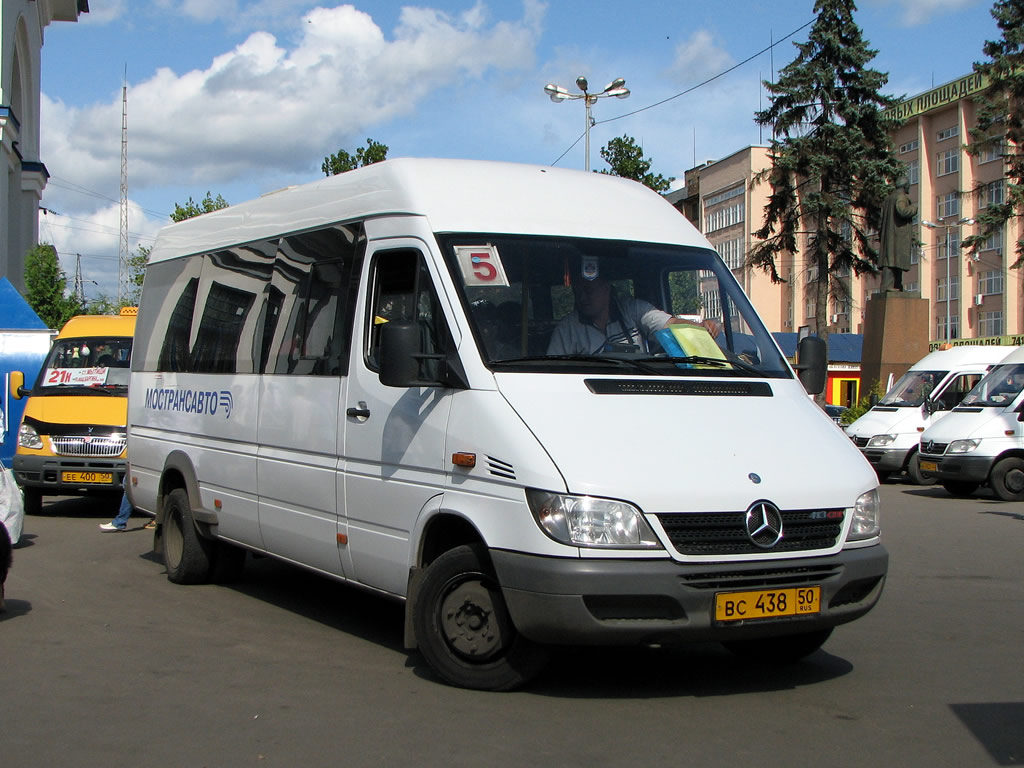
[43,367,110,387]
[455,245,510,288]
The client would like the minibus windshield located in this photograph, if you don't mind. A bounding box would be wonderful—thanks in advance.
[438,234,789,377]
[35,336,133,393]
[877,369,945,407]
[959,363,1024,407]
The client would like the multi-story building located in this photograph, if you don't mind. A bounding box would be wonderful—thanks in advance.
[670,70,1021,351]
[1,0,88,293]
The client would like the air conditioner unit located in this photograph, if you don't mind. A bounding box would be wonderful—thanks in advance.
[974,294,985,306]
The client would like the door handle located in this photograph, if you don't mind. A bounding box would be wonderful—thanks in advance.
[347,406,371,419]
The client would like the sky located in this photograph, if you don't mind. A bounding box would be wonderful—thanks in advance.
[33,0,1001,300]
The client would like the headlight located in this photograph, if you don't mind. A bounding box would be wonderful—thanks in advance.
[849,489,880,541]
[866,434,896,447]
[18,423,42,450]
[526,489,662,549]
[947,439,980,454]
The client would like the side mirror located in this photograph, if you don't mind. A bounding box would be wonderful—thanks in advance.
[794,336,826,395]
[10,370,27,399]
[378,321,445,388]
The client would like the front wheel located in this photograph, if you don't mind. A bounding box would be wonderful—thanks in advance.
[162,488,214,584]
[412,544,550,691]
[906,452,937,486]
[724,628,833,662]
[941,480,979,498]
[990,457,1024,501]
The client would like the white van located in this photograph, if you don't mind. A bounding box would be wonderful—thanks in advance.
[845,345,1014,484]
[918,345,1024,499]
[127,159,887,690]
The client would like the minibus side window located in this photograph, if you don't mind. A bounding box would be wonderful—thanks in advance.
[267,224,362,376]
[190,242,276,374]
[366,249,451,375]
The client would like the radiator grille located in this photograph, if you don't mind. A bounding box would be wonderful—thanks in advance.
[655,509,844,556]
[50,434,126,458]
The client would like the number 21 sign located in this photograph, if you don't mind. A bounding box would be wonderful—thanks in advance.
[454,244,510,288]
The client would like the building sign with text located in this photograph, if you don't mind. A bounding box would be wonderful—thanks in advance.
[885,72,991,122]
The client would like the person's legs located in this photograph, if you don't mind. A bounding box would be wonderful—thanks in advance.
[99,493,132,531]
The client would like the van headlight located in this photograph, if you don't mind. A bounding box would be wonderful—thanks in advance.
[848,489,881,541]
[526,489,662,549]
[947,439,980,454]
[18,423,43,450]
[867,434,896,447]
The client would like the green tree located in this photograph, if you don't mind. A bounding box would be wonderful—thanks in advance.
[749,0,903,360]
[322,138,389,176]
[171,192,229,223]
[23,243,82,328]
[84,245,149,313]
[964,0,1024,265]
[598,135,674,192]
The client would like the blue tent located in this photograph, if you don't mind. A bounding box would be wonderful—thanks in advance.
[773,332,863,363]
[1,279,54,464]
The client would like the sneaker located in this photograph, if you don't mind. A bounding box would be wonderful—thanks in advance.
[99,522,126,532]
[143,520,156,530]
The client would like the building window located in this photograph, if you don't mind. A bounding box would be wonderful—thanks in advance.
[979,310,1003,337]
[937,275,959,301]
[982,179,1006,208]
[716,237,744,270]
[704,202,745,233]
[979,139,1004,164]
[937,125,960,141]
[980,228,1003,253]
[937,192,960,220]
[979,270,1003,295]
[704,185,744,207]
[904,281,919,293]
[937,315,960,340]
[906,159,919,186]
[937,148,959,176]
[899,139,919,153]
[910,242,922,264]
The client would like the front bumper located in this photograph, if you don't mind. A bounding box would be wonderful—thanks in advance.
[918,453,993,484]
[860,446,910,473]
[490,545,888,646]
[13,453,127,496]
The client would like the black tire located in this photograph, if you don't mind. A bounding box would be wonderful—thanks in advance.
[162,488,214,585]
[990,458,1024,501]
[874,470,892,483]
[412,543,550,691]
[210,541,247,583]
[941,480,979,498]
[906,452,937,486]
[724,628,833,663]
[22,488,42,516]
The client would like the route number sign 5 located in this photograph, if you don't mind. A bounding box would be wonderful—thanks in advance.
[455,244,510,288]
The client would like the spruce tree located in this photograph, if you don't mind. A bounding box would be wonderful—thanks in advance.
[964,0,1023,265]
[749,0,904,351]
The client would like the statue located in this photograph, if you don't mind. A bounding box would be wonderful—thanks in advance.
[878,181,918,291]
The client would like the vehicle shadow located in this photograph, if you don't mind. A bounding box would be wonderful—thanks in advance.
[147,544,855,697]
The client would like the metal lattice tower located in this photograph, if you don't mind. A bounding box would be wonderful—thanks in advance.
[118,71,129,303]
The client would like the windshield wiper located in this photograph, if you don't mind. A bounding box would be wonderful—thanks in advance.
[489,354,665,374]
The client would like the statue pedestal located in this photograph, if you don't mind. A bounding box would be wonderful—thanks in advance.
[861,291,930,395]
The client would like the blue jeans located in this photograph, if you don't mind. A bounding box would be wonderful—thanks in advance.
[111,492,133,528]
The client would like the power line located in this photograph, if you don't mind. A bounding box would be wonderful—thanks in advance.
[550,18,815,167]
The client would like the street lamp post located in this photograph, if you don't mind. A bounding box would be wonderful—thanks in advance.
[923,216,975,342]
[544,76,630,171]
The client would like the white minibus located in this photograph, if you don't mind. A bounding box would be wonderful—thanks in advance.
[127,159,887,690]
[918,345,1024,499]
[845,345,1014,484]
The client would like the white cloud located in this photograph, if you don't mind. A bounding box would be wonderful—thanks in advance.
[41,3,544,215]
[868,0,983,26]
[667,29,734,85]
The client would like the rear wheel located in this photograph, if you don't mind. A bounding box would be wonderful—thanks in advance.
[906,452,937,485]
[990,458,1024,501]
[162,488,214,584]
[941,480,979,498]
[724,628,833,662]
[412,544,550,691]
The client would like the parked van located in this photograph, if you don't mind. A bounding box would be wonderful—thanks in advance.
[128,159,887,690]
[918,345,1024,499]
[845,345,1014,484]
[11,308,137,514]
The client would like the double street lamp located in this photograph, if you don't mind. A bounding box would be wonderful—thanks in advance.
[922,216,975,342]
[544,76,630,171]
